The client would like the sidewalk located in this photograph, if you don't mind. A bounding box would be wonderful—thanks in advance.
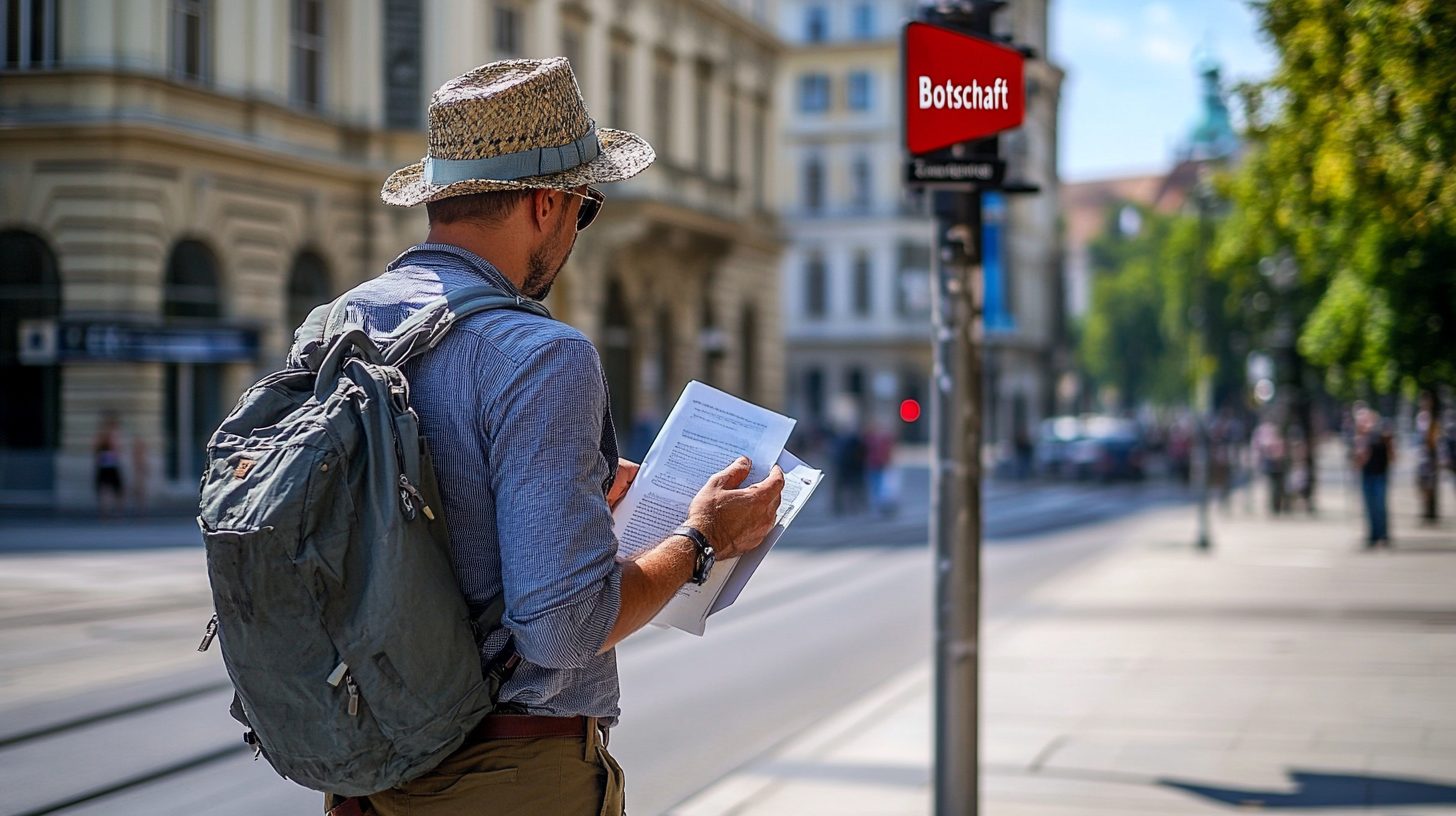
[675,472,1456,815]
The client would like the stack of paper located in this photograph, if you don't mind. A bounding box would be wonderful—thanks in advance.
[611,381,824,635]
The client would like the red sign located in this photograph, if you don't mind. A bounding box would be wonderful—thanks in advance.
[904,21,1025,155]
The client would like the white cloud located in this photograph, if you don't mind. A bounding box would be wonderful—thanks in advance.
[1138,0,1193,66]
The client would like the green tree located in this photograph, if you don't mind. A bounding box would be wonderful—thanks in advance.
[1080,203,1242,409]
[1214,0,1456,396]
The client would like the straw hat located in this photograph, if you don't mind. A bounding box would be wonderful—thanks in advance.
[381,58,655,207]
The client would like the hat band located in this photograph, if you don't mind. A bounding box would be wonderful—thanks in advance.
[423,123,601,185]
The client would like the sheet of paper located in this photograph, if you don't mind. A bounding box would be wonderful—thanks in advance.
[612,381,795,561]
[708,450,822,615]
[639,448,823,635]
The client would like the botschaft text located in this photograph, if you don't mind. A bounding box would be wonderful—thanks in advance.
[917,76,1010,111]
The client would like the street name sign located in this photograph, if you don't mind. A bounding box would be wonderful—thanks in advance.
[904,21,1025,156]
[906,156,1005,186]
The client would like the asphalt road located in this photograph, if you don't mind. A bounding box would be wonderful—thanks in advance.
[0,477,1191,816]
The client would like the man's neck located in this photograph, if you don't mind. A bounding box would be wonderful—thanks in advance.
[424,223,528,292]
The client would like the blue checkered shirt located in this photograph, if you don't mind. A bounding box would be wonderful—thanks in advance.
[289,243,624,724]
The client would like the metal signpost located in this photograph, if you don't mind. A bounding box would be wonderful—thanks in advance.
[904,5,1031,814]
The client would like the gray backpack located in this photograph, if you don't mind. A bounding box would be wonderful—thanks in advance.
[197,284,548,796]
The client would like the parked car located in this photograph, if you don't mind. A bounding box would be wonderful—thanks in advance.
[1035,416,1083,478]
[1066,416,1146,481]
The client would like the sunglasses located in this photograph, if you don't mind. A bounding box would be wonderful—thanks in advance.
[569,186,605,232]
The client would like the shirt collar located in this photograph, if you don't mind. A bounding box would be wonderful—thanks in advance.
[391,242,524,298]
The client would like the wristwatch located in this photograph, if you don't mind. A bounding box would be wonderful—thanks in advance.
[671,524,716,585]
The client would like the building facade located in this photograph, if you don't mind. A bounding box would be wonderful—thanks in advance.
[0,0,784,508]
[776,0,1063,456]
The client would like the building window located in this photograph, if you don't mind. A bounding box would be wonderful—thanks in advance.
[561,25,582,73]
[654,52,674,159]
[695,60,712,173]
[896,242,932,316]
[291,0,326,110]
[726,87,739,183]
[383,0,422,128]
[852,155,873,211]
[852,3,875,38]
[753,98,767,210]
[170,0,210,83]
[608,46,629,129]
[0,230,62,493]
[804,252,827,319]
[287,251,333,335]
[846,367,866,410]
[739,305,758,401]
[804,4,828,42]
[847,71,873,111]
[163,240,225,482]
[4,0,61,68]
[656,308,675,413]
[804,367,825,422]
[852,251,872,316]
[803,155,825,214]
[798,73,830,113]
[493,2,522,57]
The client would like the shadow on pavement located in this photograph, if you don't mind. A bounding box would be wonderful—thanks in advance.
[1162,769,1456,808]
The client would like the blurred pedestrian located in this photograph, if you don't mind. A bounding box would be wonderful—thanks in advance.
[832,424,868,516]
[93,411,125,519]
[1253,418,1288,515]
[1013,425,1034,481]
[864,420,899,516]
[1210,411,1235,513]
[1444,410,1456,507]
[1415,391,1440,523]
[1353,407,1394,548]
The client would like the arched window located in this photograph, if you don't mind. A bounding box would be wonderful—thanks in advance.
[739,304,758,402]
[0,230,62,490]
[287,250,333,334]
[700,290,724,386]
[164,240,222,320]
[656,306,675,412]
[600,278,635,442]
[163,240,223,481]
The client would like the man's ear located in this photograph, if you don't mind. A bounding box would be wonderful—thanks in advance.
[529,189,562,233]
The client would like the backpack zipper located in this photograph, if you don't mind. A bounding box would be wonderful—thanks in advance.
[197,614,219,652]
[398,474,435,521]
[345,672,361,717]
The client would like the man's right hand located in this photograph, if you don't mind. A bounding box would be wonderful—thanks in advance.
[686,456,785,560]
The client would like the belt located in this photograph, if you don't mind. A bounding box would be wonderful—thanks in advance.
[469,713,597,741]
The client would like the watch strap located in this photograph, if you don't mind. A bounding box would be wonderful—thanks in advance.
[671,524,714,585]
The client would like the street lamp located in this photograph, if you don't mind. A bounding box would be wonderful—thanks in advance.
[1192,170,1215,551]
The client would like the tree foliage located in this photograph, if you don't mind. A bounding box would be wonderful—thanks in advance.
[1079,204,1245,409]
[1213,0,1456,396]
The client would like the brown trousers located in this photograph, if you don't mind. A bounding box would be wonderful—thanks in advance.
[325,725,625,816]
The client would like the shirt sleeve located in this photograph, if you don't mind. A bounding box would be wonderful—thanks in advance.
[484,336,623,669]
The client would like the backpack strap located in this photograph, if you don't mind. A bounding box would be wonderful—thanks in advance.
[470,594,521,689]
[380,284,551,367]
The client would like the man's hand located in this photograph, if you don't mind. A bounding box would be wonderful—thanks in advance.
[607,458,639,510]
[686,456,785,560]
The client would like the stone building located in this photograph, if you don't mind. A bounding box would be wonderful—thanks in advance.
[0,0,783,508]
[775,0,1063,454]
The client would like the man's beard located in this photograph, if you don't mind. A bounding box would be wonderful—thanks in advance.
[521,222,575,300]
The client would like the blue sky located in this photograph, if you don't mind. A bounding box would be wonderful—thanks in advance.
[1050,0,1278,181]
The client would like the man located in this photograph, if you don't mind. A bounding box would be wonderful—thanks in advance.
[307,58,785,816]
[1353,406,1394,548]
